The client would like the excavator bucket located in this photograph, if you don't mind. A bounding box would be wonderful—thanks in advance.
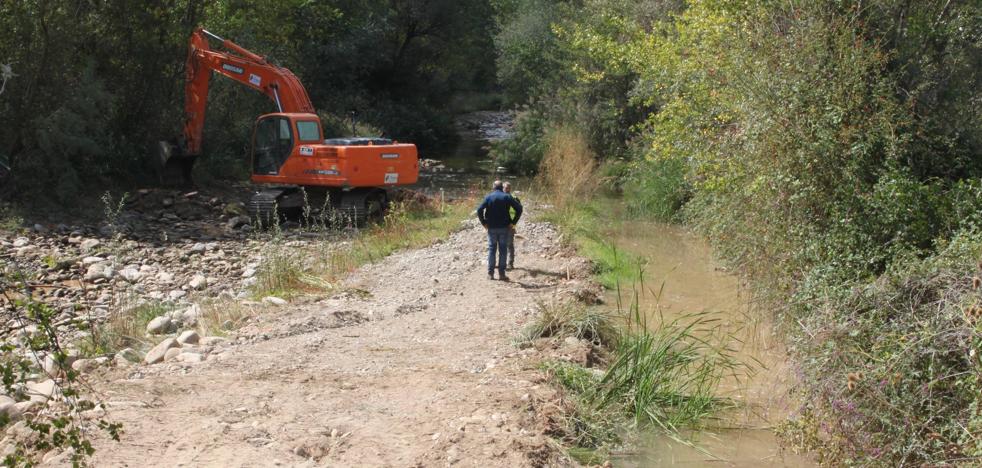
[154,140,196,186]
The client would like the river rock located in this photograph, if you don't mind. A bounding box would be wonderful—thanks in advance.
[71,358,105,374]
[189,274,207,290]
[115,348,142,365]
[0,397,15,420]
[144,338,179,364]
[177,330,200,345]
[43,354,76,375]
[84,263,114,281]
[227,215,250,230]
[168,289,187,301]
[26,380,58,403]
[119,267,142,283]
[7,401,38,421]
[189,243,206,254]
[263,296,287,306]
[157,271,175,283]
[176,353,204,363]
[81,256,105,265]
[12,237,29,248]
[177,304,201,326]
[146,316,173,335]
[80,239,100,252]
[163,347,182,362]
[241,268,257,278]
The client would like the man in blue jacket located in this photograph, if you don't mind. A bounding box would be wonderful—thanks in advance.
[477,180,523,281]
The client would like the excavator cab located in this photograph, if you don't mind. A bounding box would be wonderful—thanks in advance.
[252,115,296,175]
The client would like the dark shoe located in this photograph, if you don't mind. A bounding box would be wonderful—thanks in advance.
[488,272,495,280]
[498,273,510,282]
[507,262,514,270]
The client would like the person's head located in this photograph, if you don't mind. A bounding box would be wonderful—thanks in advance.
[493,180,503,191]
[503,182,512,193]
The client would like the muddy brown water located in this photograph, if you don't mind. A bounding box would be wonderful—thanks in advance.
[598,214,815,467]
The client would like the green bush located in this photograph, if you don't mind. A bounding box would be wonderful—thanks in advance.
[624,156,690,221]
[491,108,548,174]
[785,228,982,464]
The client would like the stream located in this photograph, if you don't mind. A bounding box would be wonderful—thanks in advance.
[428,112,814,466]
[597,212,814,467]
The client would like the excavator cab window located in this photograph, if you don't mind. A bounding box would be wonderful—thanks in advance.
[296,120,321,142]
[253,116,293,175]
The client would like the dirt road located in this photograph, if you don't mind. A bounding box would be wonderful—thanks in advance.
[79,219,588,467]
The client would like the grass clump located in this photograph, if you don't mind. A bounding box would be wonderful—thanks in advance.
[540,202,644,289]
[519,300,618,347]
[536,309,740,459]
[79,300,176,356]
[251,195,474,299]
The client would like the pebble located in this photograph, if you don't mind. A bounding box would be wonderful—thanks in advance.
[119,267,142,283]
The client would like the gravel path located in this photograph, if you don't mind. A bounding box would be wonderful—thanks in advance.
[78,219,591,467]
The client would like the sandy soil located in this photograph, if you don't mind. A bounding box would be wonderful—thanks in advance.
[75,219,589,467]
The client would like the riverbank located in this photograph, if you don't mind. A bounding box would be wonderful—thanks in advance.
[539,198,815,466]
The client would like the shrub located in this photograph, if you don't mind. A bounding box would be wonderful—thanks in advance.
[784,228,982,465]
[536,125,597,210]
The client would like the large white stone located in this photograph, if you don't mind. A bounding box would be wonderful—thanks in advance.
[189,274,207,290]
[79,239,101,252]
[146,316,173,335]
[26,380,58,403]
[144,338,180,364]
[262,296,287,306]
[177,330,200,345]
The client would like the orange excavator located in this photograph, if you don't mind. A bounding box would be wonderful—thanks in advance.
[157,28,419,223]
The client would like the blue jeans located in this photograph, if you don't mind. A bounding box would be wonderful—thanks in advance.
[487,228,510,274]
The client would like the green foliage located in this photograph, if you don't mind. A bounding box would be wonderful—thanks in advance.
[623,156,689,221]
[491,108,548,174]
[783,228,982,464]
[496,0,982,463]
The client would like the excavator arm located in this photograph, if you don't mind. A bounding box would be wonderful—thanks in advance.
[157,28,315,183]
[181,28,315,156]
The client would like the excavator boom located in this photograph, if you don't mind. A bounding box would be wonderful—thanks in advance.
[181,28,314,156]
[156,28,316,183]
